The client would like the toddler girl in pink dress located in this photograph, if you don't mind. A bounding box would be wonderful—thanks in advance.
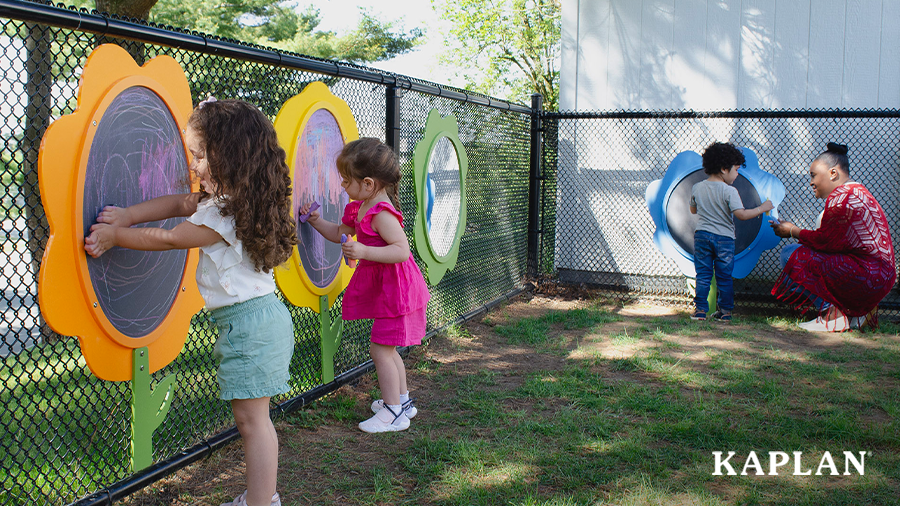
[301,137,430,433]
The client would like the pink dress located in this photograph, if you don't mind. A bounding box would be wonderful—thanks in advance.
[341,200,430,346]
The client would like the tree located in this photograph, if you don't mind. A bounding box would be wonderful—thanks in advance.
[150,2,422,64]
[66,0,423,64]
[94,0,158,19]
[434,0,560,109]
[271,7,423,64]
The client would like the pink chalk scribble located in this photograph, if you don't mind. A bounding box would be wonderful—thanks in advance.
[293,108,349,288]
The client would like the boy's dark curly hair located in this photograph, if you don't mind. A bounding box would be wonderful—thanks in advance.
[701,142,746,175]
[188,99,296,272]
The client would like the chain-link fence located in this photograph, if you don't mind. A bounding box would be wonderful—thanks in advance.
[0,2,533,505]
[539,110,900,315]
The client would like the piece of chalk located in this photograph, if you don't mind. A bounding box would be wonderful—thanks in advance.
[298,201,320,223]
[340,234,357,268]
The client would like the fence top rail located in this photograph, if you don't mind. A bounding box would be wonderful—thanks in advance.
[0,0,533,115]
[545,109,900,120]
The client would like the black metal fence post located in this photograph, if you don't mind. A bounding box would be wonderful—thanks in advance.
[385,84,401,153]
[527,93,544,277]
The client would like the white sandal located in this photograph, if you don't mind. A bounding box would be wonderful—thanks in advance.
[371,398,417,419]
[359,404,410,433]
[220,491,282,506]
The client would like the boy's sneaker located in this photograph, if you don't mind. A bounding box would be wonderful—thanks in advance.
[371,398,417,419]
[359,404,410,433]
[690,311,706,321]
[710,311,732,322]
[220,491,281,506]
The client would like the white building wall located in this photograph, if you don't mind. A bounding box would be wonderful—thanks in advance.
[561,0,900,111]
[556,0,900,291]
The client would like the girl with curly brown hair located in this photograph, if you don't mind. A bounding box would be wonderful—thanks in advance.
[84,98,296,506]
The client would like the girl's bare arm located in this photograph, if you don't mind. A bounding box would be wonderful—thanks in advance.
[301,201,354,243]
[96,193,203,227]
[84,220,222,258]
[342,211,409,264]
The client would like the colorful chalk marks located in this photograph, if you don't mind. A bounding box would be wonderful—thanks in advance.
[38,44,202,382]
[82,86,190,338]
[273,82,358,312]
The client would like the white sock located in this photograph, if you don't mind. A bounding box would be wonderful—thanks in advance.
[375,406,395,423]
[400,391,410,403]
[386,404,404,422]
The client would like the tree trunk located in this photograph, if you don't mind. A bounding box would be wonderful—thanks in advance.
[22,22,54,343]
[93,0,160,65]
[95,0,157,20]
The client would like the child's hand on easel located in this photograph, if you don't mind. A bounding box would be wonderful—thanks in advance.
[95,205,133,228]
[298,201,320,224]
[84,223,115,258]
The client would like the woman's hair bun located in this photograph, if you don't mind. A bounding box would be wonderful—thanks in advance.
[826,142,848,155]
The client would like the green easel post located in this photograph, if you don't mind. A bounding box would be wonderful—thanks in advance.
[687,276,718,315]
[131,347,175,471]
[319,295,344,383]
[707,276,718,314]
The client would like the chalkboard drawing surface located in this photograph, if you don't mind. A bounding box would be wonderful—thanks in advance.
[645,147,785,279]
[273,82,358,313]
[412,110,468,285]
[37,44,202,382]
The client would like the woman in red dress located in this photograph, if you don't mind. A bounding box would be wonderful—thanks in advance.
[770,143,896,332]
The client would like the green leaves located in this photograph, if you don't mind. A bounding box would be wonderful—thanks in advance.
[149,2,423,64]
[434,0,560,109]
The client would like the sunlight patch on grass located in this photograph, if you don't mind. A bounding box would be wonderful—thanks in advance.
[611,329,640,346]
[510,495,584,506]
[600,476,728,506]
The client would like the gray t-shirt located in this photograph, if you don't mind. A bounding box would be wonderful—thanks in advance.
[690,180,744,239]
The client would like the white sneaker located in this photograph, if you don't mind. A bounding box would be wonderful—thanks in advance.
[849,315,867,330]
[221,491,281,506]
[799,315,849,332]
[359,405,410,433]
[371,398,417,419]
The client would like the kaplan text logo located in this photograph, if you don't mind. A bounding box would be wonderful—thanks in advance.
[712,451,867,476]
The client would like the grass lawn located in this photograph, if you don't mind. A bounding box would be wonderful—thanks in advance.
[121,290,900,506]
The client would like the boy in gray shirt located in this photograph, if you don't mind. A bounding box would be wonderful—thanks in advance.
[690,142,773,321]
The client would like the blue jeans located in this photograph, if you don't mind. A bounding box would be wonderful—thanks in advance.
[778,243,829,311]
[780,243,801,269]
[694,230,735,313]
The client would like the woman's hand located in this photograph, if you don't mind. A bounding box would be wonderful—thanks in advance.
[771,220,799,239]
[84,223,117,257]
[94,206,133,228]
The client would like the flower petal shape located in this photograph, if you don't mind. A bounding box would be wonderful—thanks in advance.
[645,147,785,279]
[38,44,202,381]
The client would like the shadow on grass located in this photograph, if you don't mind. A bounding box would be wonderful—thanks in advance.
[373,298,900,505]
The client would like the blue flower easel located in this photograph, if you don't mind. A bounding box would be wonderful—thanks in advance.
[645,148,785,308]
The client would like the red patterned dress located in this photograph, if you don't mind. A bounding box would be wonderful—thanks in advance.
[772,182,896,321]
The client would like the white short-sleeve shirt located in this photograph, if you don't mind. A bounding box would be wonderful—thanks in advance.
[186,197,276,310]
